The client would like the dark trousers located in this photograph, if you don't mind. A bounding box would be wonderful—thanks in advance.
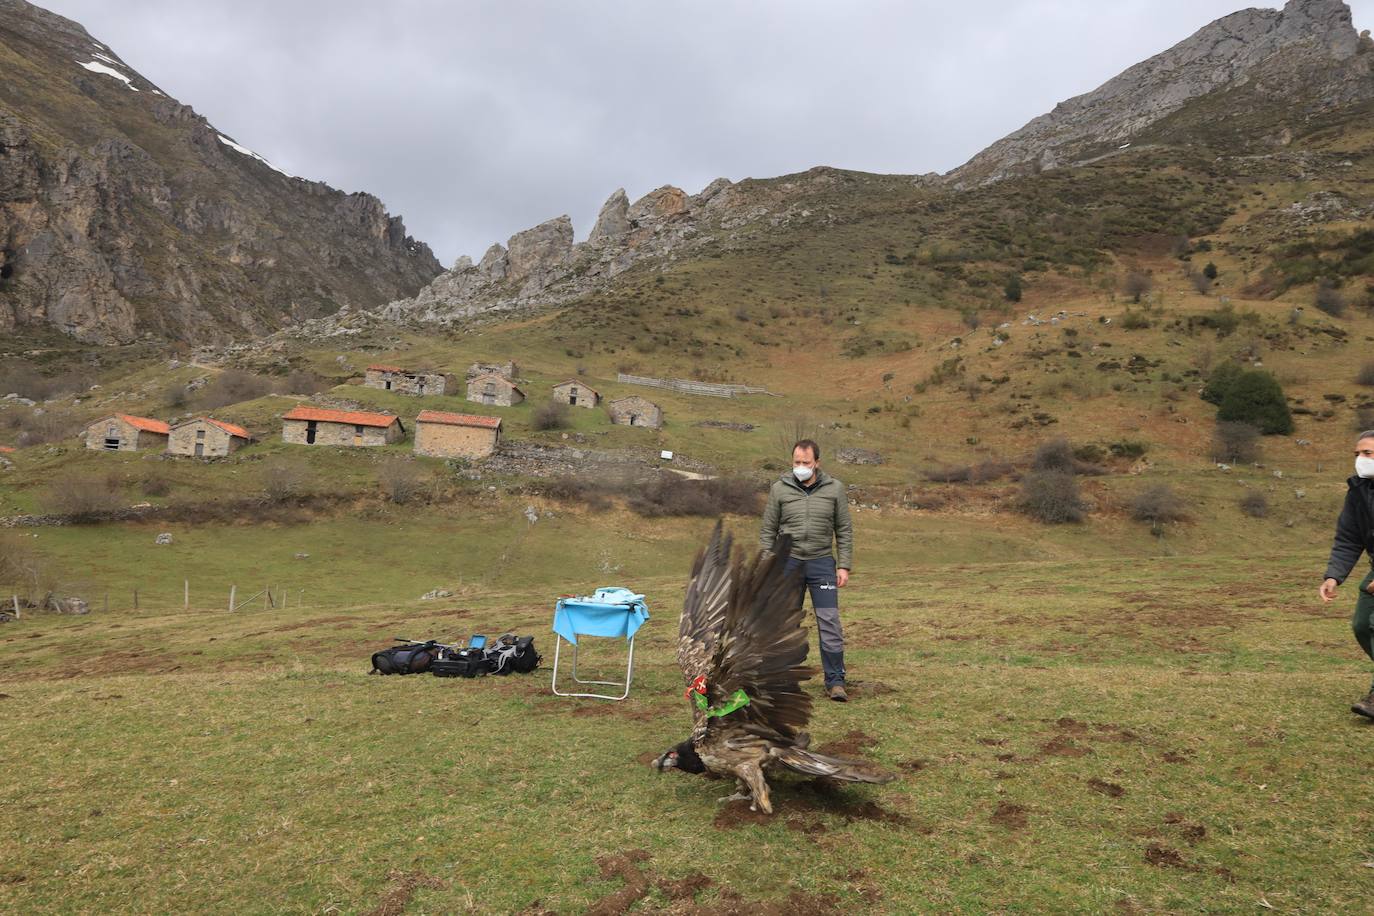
[784,555,845,686]
[1355,570,1374,689]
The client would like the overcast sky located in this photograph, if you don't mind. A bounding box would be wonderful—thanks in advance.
[36,0,1374,265]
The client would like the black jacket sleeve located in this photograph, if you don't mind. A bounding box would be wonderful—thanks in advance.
[1325,488,1365,584]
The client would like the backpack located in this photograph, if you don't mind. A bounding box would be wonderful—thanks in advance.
[431,646,489,678]
[484,633,541,675]
[371,642,438,675]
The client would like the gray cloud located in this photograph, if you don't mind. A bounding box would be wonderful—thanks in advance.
[36,0,1374,264]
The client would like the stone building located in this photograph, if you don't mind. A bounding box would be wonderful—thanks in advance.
[281,406,404,447]
[551,379,600,409]
[467,360,518,380]
[168,417,252,457]
[466,372,524,407]
[364,364,454,396]
[607,396,663,429]
[413,410,501,459]
[83,414,171,451]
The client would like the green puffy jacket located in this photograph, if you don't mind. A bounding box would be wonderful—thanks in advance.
[759,470,853,569]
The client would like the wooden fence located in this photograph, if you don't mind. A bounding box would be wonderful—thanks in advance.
[616,373,773,398]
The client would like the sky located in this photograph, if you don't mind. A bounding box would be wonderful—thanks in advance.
[36,0,1374,265]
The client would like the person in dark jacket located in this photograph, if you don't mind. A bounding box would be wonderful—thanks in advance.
[1320,430,1374,717]
[760,438,854,701]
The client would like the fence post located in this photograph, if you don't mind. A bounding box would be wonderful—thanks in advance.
[104,592,108,613]
[228,584,236,612]
[11,595,17,620]
[184,579,189,610]
[133,588,139,610]
[264,584,270,610]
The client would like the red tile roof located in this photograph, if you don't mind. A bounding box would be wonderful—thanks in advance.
[367,364,405,373]
[111,414,170,435]
[281,406,400,428]
[416,410,501,430]
[173,416,251,439]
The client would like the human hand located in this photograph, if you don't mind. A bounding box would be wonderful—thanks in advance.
[836,568,850,588]
[1320,578,1339,604]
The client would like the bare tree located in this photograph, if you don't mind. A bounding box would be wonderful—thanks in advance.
[378,458,428,505]
[262,458,309,503]
[1123,271,1154,304]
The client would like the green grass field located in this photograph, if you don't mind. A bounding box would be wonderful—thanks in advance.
[2,505,1371,914]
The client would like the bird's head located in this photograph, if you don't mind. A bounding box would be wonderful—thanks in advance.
[654,739,705,774]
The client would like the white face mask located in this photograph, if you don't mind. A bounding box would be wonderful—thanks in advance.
[1357,456,1374,479]
[792,465,814,482]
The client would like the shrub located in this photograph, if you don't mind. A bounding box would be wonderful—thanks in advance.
[262,459,308,503]
[1121,310,1151,330]
[1239,492,1268,518]
[284,370,328,395]
[1108,440,1148,459]
[626,476,763,518]
[40,474,123,520]
[1315,282,1347,318]
[1189,270,1212,294]
[1123,271,1153,303]
[198,370,276,409]
[1131,484,1189,525]
[1200,363,1244,406]
[1032,438,1076,473]
[531,400,571,431]
[1004,275,1023,303]
[922,461,1013,484]
[1203,262,1219,280]
[164,381,188,409]
[1212,421,1261,463]
[141,470,173,498]
[1018,470,1087,524]
[1216,370,1293,435]
[378,458,428,505]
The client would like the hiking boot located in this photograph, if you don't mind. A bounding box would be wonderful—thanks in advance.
[827,683,848,702]
[1353,690,1374,719]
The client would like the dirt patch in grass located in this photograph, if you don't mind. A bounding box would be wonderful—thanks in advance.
[1087,777,1126,798]
[1163,812,1207,844]
[814,729,879,757]
[711,780,914,831]
[1143,844,1191,870]
[1161,750,1192,763]
[583,849,839,915]
[657,871,713,900]
[586,850,654,916]
[846,680,896,697]
[364,870,446,916]
[1039,736,1092,757]
[898,758,928,772]
[990,802,1028,830]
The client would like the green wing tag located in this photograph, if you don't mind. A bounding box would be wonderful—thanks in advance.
[693,688,751,718]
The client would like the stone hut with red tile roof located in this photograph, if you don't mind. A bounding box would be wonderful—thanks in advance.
[168,417,253,457]
[281,406,404,447]
[414,410,501,459]
[83,414,171,451]
[466,372,524,407]
[551,379,600,409]
[363,364,455,397]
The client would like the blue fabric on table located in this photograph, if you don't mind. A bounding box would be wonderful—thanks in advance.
[552,587,650,644]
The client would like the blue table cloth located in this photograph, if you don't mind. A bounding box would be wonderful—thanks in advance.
[552,587,650,645]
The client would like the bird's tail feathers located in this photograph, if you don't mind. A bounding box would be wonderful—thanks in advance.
[770,746,896,784]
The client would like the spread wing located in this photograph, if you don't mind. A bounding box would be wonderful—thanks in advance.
[704,533,815,741]
[677,520,734,687]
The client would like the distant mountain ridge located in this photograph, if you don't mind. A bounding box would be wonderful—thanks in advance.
[0,0,441,344]
[949,0,1373,185]
[371,0,1373,331]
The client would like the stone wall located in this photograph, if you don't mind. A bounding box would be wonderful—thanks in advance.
[414,422,499,458]
[608,397,663,429]
[551,381,599,408]
[364,368,452,396]
[282,419,402,446]
[466,375,523,407]
[83,418,166,451]
[168,420,241,457]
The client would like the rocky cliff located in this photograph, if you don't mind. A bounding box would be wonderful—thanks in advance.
[0,0,441,344]
[949,0,1374,186]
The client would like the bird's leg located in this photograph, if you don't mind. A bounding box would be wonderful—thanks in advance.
[739,763,772,815]
[717,778,751,804]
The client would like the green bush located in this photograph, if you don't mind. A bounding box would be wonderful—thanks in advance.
[1201,363,1244,406]
[1216,370,1293,435]
[1004,275,1023,303]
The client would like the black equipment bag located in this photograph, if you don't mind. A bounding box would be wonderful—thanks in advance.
[431,646,489,678]
[371,642,437,675]
[484,634,541,675]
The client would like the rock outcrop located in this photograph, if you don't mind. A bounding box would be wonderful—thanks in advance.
[0,0,441,344]
[949,0,1374,186]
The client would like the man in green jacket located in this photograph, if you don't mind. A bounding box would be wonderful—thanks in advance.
[760,439,854,701]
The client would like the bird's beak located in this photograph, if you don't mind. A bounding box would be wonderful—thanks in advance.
[654,751,676,771]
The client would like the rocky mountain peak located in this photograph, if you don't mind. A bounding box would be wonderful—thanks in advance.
[949,0,1372,186]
